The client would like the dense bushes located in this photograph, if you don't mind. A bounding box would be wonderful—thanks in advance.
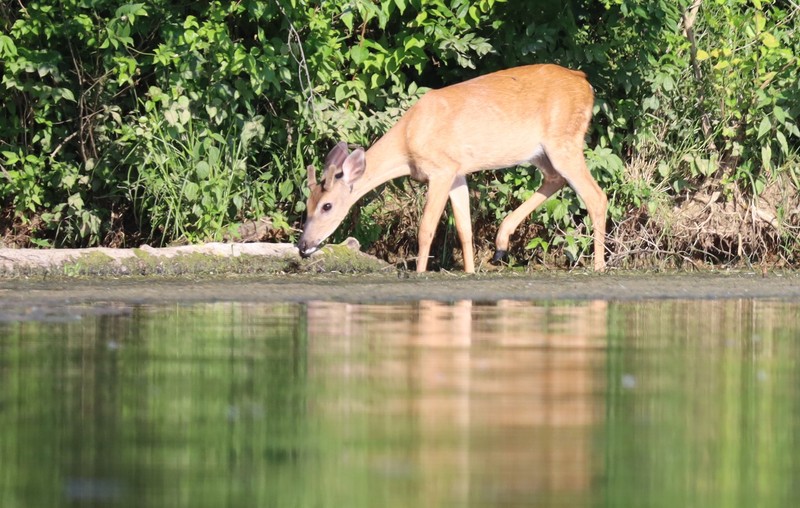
[1,0,798,267]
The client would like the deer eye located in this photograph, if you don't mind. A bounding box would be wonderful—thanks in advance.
[322,203,333,212]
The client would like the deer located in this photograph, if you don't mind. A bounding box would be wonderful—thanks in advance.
[297,64,608,273]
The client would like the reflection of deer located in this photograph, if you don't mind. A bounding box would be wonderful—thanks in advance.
[298,64,608,272]
[304,299,608,502]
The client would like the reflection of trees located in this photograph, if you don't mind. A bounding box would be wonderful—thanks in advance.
[4,299,799,507]
[306,299,609,504]
[606,299,800,507]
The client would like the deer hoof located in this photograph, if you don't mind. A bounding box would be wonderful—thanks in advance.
[490,249,508,265]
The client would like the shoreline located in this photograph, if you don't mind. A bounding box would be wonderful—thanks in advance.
[2,271,799,310]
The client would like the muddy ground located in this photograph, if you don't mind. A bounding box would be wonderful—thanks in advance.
[1,269,799,309]
[1,241,799,313]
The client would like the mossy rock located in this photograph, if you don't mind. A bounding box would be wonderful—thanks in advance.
[300,238,391,274]
[0,240,391,279]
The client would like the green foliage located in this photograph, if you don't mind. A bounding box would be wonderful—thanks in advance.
[0,0,798,266]
[694,0,799,178]
[125,93,266,243]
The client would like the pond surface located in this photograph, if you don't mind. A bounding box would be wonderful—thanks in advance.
[2,297,799,507]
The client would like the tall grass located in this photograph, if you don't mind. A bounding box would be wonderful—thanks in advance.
[126,109,268,245]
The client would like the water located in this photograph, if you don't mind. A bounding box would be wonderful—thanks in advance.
[1,298,799,507]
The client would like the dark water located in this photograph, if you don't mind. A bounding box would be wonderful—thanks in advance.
[1,298,799,507]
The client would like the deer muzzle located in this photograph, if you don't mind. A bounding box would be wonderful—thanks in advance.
[296,235,319,258]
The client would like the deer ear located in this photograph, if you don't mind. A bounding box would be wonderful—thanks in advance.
[324,141,350,171]
[341,148,366,186]
[306,164,317,188]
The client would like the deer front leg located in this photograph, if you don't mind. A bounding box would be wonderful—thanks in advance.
[448,175,475,273]
[416,175,456,273]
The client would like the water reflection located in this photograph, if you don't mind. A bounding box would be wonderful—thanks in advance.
[0,298,799,507]
[307,300,608,505]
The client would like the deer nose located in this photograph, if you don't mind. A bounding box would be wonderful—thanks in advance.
[297,239,309,256]
[297,237,317,258]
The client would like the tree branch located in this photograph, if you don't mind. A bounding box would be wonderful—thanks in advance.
[681,0,718,153]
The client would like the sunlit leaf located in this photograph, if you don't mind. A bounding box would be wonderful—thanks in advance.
[196,161,210,180]
[350,45,369,64]
[761,145,773,172]
[761,32,779,49]
[776,130,788,156]
[757,116,772,139]
[67,193,84,210]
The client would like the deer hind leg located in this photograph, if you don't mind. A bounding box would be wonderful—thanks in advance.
[448,175,475,273]
[492,155,566,264]
[417,174,457,273]
[545,146,608,271]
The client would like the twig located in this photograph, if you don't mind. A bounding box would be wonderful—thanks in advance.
[49,131,79,159]
[16,0,28,16]
[0,164,13,183]
[275,1,316,117]
[681,0,718,153]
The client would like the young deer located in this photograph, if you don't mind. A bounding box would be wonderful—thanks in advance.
[298,64,608,272]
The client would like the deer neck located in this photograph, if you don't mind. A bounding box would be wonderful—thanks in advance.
[351,125,412,202]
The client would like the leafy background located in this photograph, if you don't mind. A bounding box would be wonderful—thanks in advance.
[1,0,798,268]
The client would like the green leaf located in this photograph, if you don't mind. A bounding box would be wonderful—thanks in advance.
[403,36,425,51]
[163,109,178,126]
[196,161,210,179]
[279,179,293,199]
[183,15,199,30]
[341,10,354,31]
[761,145,773,172]
[776,130,788,156]
[334,84,349,103]
[761,32,779,49]
[468,5,480,24]
[179,108,191,125]
[550,200,568,222]
[57,88,76,102]
[2,151,20,165]
[0,34,18,57]
[351,45,369,65]
[525,237,549,252]
[757,116,772,139]
[115,3,147,24]
[754,177,766,195]
[642,95,659,111]
[68,193,84,210]
[755,12,766,32]
[657,161,671,179]
[183,181,199,202]
[772,106,787,123]
[696,157,716,177]
[230,195,242,211]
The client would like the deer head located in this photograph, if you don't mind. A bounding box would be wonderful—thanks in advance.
[297,142,366,257]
